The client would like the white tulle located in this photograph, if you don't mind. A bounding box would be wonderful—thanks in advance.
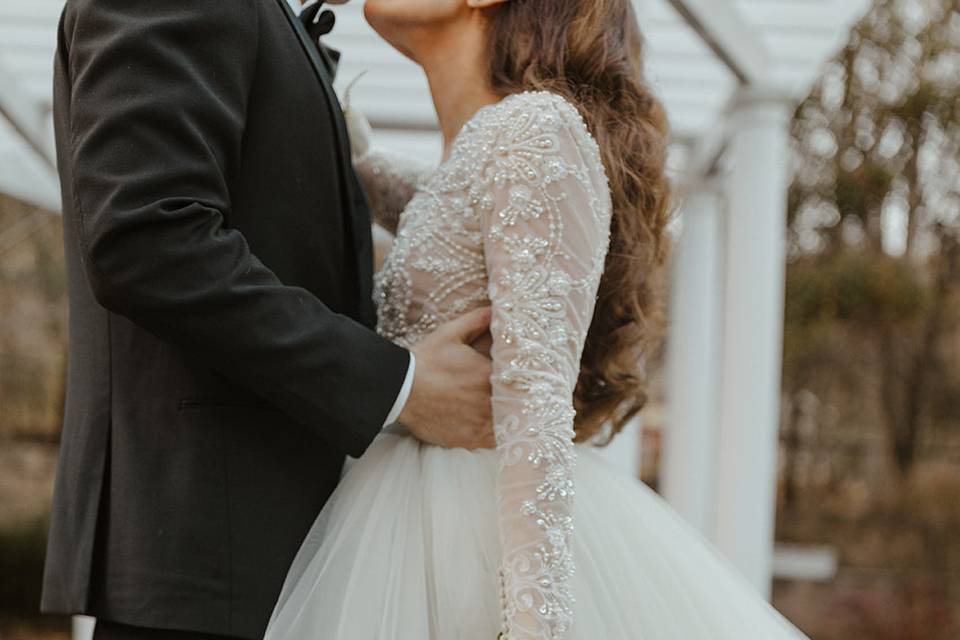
[266,428,809,639]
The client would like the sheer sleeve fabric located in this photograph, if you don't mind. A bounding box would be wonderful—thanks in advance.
[482,96,612,639]
[354,149,435,234]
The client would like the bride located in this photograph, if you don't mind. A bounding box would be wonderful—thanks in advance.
[267,0,809,638]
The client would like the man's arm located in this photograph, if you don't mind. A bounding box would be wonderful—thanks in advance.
[63,0,407,456]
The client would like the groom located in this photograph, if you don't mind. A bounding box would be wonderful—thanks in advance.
[41,1,494,640]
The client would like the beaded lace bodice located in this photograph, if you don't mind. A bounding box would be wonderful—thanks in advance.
[358,91,611,640]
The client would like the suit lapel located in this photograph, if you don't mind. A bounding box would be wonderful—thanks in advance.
[277,0,342,138]
[273,0,376,325]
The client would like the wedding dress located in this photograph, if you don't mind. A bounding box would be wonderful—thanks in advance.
[265,91,809,640]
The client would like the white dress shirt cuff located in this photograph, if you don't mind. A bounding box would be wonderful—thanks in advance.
[383,352,415,427]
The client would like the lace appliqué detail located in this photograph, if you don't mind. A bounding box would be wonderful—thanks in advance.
[484,97,609,640]
[365,91,612,639]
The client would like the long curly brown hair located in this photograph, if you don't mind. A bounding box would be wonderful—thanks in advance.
[486,0,672,444]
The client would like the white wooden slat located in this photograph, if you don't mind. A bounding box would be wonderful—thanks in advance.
[664,0,771,83]
[0,24,59,49]
[0,1,63,22]
[739,0,850,28]
[1,53,56,76]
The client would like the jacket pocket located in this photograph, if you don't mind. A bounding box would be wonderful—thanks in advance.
[178,397,276,412]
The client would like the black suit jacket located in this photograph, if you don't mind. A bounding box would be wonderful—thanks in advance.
[40,1,410,637]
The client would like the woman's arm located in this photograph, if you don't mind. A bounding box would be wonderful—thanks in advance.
[355,149,434,234]
[483,97,612,639]
[344,104,435,234]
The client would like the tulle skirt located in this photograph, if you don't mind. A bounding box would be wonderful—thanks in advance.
[265,427,809,639]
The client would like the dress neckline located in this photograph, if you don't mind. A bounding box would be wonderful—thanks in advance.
[439,91,562,165]
[439,94,510,164]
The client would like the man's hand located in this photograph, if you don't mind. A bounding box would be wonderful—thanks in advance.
[399,307,495,450]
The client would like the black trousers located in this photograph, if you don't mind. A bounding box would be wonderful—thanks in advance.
[93,621,242,640]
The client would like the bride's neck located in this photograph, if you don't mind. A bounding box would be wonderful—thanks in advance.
[417,29,501,159]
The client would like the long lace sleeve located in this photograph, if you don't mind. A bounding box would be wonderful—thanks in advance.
[355,149,434,234]
[483,95,612,639]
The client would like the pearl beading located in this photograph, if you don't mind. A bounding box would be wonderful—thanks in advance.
[364,91,612,639]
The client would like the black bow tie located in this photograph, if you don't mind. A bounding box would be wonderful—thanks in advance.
[300,1,341,78]
[300,1,337,39]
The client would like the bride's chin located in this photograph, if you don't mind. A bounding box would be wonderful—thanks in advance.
[364,0,460,29]
[363,0,410,25]
[363,2,406,40]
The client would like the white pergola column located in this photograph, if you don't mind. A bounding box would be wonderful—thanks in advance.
[712,86,793,598]
[662,182,724,535]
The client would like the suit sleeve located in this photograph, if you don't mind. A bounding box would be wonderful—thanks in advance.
[62,0,409,456]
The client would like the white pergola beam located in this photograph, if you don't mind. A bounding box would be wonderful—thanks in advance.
[664,0,770,84]
[683,114,729,180]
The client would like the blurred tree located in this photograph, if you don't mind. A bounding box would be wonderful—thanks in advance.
[786,0,960,478]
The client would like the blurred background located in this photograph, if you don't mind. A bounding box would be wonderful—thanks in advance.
[1,0,958,639]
